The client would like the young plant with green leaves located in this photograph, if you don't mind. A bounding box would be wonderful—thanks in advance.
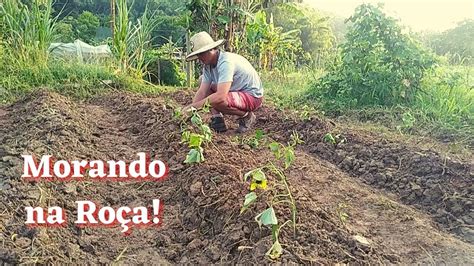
[240,131,303,259]
[232,129,266,149]
[323,132,347,147]
[178,103,213,164]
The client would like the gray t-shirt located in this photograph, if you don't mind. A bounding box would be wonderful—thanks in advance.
[202,51,263,98]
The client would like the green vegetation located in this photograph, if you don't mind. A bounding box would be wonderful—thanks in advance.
[0,0,471,145]
[268,3,336,68]
[422,20,473,65]
[0,0,108,102]
[262,4,473,147]
[75,11,100,43]
[0,0,159,103]
[264,64,473,145]
[179,106,213,164]
[0,0,472,262]
[240,131,302,259]
[312,4,437,109]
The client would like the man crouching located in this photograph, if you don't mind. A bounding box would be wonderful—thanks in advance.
[184,31,263,133]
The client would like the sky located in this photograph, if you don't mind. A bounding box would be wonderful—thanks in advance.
[304,0,474,32]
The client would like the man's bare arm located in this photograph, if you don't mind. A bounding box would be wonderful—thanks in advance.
[192,81,212,104]
[189,82,232,110]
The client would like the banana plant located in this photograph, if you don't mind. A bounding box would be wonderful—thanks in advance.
[246,10,301,70]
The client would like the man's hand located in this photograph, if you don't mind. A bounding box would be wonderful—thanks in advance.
[181,104,194,113]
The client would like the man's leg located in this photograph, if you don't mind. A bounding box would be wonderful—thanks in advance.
[192,77,228,132]
[212,91,263,133]
[211,101,247,116]
[212,91,262,115]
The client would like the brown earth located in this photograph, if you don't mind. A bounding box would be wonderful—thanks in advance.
[0,89,473,264]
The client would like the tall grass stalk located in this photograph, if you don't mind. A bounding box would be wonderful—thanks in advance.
[113,0,159,78]
[113,0,129,72]
[0,0,58,67]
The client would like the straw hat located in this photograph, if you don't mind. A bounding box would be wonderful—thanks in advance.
[186,32,224,61]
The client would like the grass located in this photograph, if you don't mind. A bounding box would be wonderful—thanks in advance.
[113,0,160,79]
[0,48,114,103]
[261,68,323,110]
[342,66,473,146]
[261,68,325,121]
[0,45,163,103]
[0,0,165,104]
[261,65,474,148]
[415,66,473,138]
[0,0,57,67]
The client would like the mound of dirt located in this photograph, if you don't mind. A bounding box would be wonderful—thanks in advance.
[1,89,473,264]
[252,104,473,244]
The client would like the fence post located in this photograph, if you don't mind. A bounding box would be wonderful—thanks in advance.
[186,31,193,88]
[157,58,161,85]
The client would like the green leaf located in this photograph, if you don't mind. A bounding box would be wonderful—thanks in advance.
[200,124,212,142]
[184,148,204,164]
[252,169,266,181]
[217,15,230,24]
[240,192,257,214]
[244,168,266,182]
[173,109,182,120]
[266,239,283,259]
[269,142,281,158]
[181,130,190,143]
[191,113,202,125]
[255,129,264,140]
[255,207,278,227]
[188,133,203,148]
[249,138,259,149]
[284,147,295,169]
[323,133,336,145]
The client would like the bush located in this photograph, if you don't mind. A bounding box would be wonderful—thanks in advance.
[423,20,474,65]
[312,4,437,111]
[55,21,74,42]
[147,58,185,86]
[75,11,100,43]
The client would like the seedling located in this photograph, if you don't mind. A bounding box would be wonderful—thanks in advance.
[337,203,349,224]
[397,111,416,133]
[296,105,312,121]
[240,131,302,260]
[179,105,212,164]
[323,132,346,147]
[323,133,336,145]
[233,129,266,149]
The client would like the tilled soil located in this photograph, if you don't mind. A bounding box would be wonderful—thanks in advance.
[257,104,473,244]
[0,89,473,264]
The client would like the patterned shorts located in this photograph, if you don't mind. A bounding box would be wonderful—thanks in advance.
[210,84,263,111]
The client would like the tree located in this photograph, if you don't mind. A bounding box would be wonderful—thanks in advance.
[75,11,100,43]
[53,0,110,18]
[246,10,301,70]
[267,3,336,67]
[423,20,474,65]
[55,21,74,42]
[313,4,437,110]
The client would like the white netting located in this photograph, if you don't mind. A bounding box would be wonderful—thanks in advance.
[48,40,111,62]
